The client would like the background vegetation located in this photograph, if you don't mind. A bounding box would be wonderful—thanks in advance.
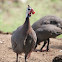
[0,0,62,38]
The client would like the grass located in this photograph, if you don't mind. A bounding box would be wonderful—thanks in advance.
[0,0,62,38]
[57,34,62,38]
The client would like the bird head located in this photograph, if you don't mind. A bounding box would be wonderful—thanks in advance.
[26,5,35,18]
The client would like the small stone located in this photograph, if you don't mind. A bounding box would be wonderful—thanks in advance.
[59,50,62,52]
[0,41,3,44]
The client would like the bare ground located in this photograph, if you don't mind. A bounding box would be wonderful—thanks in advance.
[0,34,62,62]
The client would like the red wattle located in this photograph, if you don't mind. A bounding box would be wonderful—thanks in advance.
[32,12,35,14]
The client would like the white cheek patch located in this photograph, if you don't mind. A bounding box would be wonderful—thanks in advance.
[26,8,31,18]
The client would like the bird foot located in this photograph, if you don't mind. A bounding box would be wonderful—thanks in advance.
[39,49,49,52]
[34,49,40,52]
[34,49,49,52]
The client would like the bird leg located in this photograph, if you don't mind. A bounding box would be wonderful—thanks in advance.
[40,40,47,52]
[25,52,32,62]
[27,51,32,59]
[35,40,40,49]
[47,38,50,51]
[35,41,38,49]
[35,38,40,49]
[34,41,39,52]
[25,54,28,62]
[16,53,18,62]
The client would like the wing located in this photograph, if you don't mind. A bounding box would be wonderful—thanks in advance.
[36,24,62,40]
[24,33,36,53]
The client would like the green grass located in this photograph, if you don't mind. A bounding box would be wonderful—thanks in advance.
[57,34,62,38]
[0,0,62,38]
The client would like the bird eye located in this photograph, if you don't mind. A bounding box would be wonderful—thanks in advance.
[28,9,31,10]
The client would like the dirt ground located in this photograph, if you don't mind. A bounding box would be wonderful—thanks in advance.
[0,34,62,62]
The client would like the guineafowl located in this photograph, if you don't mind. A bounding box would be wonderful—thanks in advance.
[32,15,62,30]
[52,55,62,62]
[35,24,62,51]
[11,5,37,62]
[32,15,62,52]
